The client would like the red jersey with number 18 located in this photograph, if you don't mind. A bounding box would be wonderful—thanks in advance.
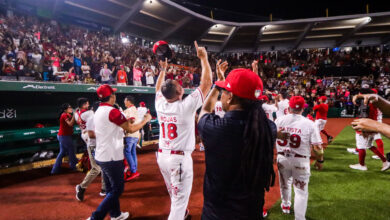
[275,114,322,157]
[155,88,204,151]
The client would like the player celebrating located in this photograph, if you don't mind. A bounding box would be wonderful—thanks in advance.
[313,96,333,144]
[154,41,212,220]
[349,89,390,171]
[370,89,385,160]
[275,92,289,119]
[275,96,324,220]
[262,95,277,121]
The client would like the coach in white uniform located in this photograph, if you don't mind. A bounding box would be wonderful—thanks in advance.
[275,96,324,220]
[88,84,151,220]
[154,41,212,220]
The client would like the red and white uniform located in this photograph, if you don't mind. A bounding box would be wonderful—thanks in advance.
[214,101,225,118]
[155,88,204,220]
[74,109,94,145]
[275,114,322,220]
[313,103,328,131]
[374,109,383,141]
[276,99,289,118]
[357,104,380,149]
[262,103,277,121]
[94,103,127,162]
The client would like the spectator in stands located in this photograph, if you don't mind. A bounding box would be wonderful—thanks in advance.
[116,65,128,86]
[74,49,82,80]
[2,55,15,75]
[51,103,78,174]
[84,73,95,84]
[61,70,76,83]
[51,52,60,76]
[62,54,73,72]
[133,61,143,86]
[100,63,112,84]
[145,67,154,87]
[31,49,42,73]
[81,61,91,79]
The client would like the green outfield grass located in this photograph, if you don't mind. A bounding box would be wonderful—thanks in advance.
[268,126,390,220]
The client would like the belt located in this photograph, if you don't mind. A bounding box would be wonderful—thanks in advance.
[278,152,307,158]
[158,149,185,155]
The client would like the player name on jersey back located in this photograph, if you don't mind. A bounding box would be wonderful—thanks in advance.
[275,114,322,157]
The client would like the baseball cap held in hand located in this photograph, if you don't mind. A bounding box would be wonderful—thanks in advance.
[215,68,263,100]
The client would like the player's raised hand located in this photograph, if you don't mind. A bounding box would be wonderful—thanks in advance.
[194,41,208,60]
[352,94,379,106]
[159,58,168,71]
[252,60,259,74]
[216,59,228,81]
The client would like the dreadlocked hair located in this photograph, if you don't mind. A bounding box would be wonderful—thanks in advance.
[238,97,275,194]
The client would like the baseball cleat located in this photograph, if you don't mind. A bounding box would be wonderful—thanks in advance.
[347,148,358,155]
[349,164,367,171]
[372,155,380,160]
[281,205,290,214]
[262,208,268,218]
[327,136,333,144]
[111,212,129,220]
[99,189,106,197]
[125,171,140,181]
[76,184,85,201]
[381,161,390,172]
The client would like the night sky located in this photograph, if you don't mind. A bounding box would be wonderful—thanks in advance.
[173,0,390,21]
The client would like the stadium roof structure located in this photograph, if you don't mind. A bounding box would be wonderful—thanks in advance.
[12,0,390,52]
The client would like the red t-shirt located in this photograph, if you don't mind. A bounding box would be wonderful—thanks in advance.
[117,70,127,84]
[313,103,328,120]
[58,113,73,136]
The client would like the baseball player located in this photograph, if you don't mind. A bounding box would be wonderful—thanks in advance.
[262,95,277,121]
[154,41,212,220]
[313,96,333,144]
[275,96,324,220]
[275,92,289,119]
[349,90,390,171]
[370,89,385,160]
[75,100,106,201]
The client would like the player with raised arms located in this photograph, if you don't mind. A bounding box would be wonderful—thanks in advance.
[154,41,212,220]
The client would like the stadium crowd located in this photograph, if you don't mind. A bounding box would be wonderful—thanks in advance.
[1,13,390,106]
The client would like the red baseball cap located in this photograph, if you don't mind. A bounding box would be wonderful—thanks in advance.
[97,84,117,99]
[215,68,263,100]
[260,95,269,101]
[139,101,146,107]
[153,40,168,54]
[289,96,305,110]
[371,88,378,94]
[320,96,327,102]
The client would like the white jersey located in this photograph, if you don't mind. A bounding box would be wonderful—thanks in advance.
[74,109,93,131]
[262,103,277,121]
[85,112,96,146]
[155,88,204,151]
[276,99,290,118]
[214,101,225,118]
[275,114,322,157]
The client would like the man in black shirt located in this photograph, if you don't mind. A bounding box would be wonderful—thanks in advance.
[198,64,277,220]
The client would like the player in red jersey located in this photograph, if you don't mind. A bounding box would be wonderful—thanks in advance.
[313,96,333,144]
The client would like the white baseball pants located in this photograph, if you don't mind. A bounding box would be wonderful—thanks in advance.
[277,154,311,220]
[157,151,193,220]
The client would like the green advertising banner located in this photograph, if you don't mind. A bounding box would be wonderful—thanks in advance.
[0,81,194,94]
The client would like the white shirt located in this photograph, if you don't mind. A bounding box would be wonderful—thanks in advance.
[85,112,96,146]
[94,104,127,162]
[146,71,154,85]
[276,99,290,118]
[262,103,277,121]
[74,109,93,131]
[214,101,225,118]
[137,106,148,123]
[155,88,204,151]
[275,114,322,157]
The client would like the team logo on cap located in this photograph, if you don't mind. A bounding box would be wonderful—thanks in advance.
[254,89,261,98]
[296,105,300,108]
[227,83,231,88]
[99,94,103,98]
